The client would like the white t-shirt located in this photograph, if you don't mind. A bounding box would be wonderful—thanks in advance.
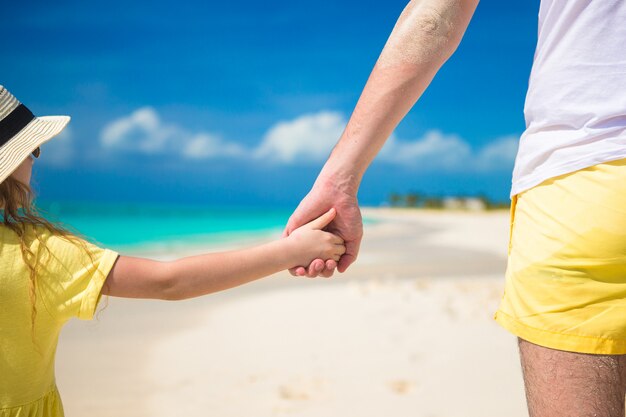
[510,0,626,198]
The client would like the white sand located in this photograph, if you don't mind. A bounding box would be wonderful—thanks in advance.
[56,208,527,416]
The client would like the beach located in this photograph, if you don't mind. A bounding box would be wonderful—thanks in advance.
[56,207,527,417]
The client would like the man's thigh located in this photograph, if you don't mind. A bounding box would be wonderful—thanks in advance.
[519,338,626,417]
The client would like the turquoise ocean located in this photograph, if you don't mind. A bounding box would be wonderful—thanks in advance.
[35,200,293,253]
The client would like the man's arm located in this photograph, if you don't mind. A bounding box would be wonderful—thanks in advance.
[285,0,480,277]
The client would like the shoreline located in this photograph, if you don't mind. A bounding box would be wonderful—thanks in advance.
[116,206,511,260]
[56,208,525,417]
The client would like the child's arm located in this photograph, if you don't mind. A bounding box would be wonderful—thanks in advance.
[101,208,344,300]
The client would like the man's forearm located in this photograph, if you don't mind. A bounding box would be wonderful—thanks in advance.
[320,0,479,191]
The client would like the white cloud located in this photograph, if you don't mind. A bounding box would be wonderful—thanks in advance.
[254,111,346,163]
[379,130,518,172]
[472,135,519,172]
[182,133,246,159]
[100,107,244,159]
[100,107,182,154]
[40,126,74,168]
[100,108,347,163]
[379,130,472,170]
[98,107,519,173]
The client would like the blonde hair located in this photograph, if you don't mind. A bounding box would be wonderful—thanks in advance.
[0,175,97,337]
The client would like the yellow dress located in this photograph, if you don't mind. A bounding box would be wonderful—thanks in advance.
[0,224,119,416]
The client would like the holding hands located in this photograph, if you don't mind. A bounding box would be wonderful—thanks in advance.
[284,175,363,278]
[286,207,347,271]
[282,0,478,279]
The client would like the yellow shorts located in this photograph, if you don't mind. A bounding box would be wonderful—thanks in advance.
[495,157,626,354]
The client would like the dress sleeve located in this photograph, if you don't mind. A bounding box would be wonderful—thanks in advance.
[36,229,120,322]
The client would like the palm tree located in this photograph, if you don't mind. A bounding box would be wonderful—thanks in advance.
[405,192,421,207]
[389,192,404,207]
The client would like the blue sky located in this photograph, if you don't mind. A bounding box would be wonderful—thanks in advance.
[3,0,540,206]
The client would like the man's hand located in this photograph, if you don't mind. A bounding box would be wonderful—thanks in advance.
[283,176,363,278]
[282,0,477,277]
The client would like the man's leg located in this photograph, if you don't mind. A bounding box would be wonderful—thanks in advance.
[519,338,626,417]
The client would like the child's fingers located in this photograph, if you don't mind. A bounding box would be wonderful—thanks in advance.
[331,234,344,245]
[329,243,346,261]
[304,208,336,230]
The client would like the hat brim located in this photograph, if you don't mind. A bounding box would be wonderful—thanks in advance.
[0,115,70,184]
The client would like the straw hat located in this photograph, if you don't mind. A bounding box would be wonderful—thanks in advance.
[0,86,70,184]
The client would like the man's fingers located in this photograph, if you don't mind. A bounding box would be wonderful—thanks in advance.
[337,237,362,273]
[290,261,326,277]
[305,259,325,277]
[320,268,335,278]
[325,259,337,270]
[309,259,337,278]
[289,266,307,276]
[304,208,336,230]
[337,253,356,273]
[320,259,337,278]
[284,215,300,237]
[290,258,337,278]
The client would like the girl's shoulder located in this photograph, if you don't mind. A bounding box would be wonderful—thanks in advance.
[0,222,56,242]
[0,222,89,257]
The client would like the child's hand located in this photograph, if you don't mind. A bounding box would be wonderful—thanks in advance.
[287,208,346,269]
